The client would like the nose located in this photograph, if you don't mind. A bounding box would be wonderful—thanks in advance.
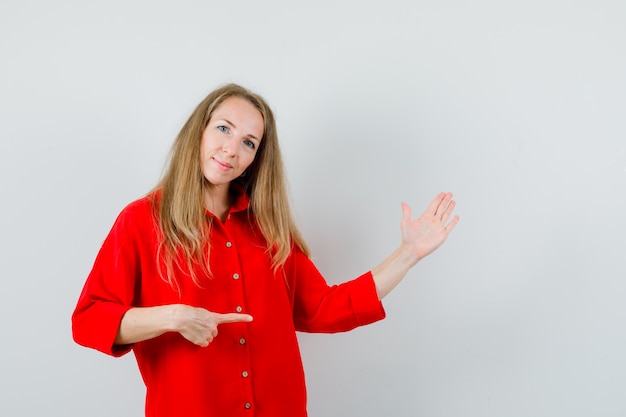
[221,137,237,155]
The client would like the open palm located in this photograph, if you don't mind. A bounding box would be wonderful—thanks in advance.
[401,192,460,261]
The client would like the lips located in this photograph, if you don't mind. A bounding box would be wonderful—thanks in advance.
[212,157,233,171]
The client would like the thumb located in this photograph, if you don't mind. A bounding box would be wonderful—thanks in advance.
[215,312,254,325]
[401,202,412,223]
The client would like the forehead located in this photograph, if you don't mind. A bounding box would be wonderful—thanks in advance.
[211,96,264,137]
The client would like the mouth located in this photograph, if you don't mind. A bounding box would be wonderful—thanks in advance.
[212,157,233,171]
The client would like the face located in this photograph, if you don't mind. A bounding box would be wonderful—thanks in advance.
[200,96,264,191]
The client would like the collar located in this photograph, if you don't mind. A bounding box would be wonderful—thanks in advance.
[150,185,251,217]
[227,183,251,214]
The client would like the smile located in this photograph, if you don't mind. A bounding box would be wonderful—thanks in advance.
[212,157,234,171]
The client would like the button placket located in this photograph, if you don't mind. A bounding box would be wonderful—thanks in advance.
[222,232,252,412]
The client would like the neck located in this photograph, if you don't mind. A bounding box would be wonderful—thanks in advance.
[204,184,231,222]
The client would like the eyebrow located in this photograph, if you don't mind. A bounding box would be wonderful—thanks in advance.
[219,118,261,142]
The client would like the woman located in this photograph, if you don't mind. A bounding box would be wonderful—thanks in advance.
[72,83,459,417]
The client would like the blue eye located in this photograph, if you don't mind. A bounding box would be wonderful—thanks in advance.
[244,140,256,150]
[217,125,228,133]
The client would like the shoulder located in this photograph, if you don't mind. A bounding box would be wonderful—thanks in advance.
[118,193,155,219]
[122,193,155,215]
[111,193,159,235]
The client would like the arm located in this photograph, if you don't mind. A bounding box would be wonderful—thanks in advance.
[72,199,252,353]
[114,305,178,345]
[115,305,252,347]
[372,192,459,299]
[289,254,386,334]
[289,193,458,332]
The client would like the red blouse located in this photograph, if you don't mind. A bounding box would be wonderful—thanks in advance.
[72,190,386,417]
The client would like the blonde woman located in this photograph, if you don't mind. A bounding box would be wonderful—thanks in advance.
[72,83,459,417]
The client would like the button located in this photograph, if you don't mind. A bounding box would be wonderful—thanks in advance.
[226,241,232,248]
[244,403,251,409]
[239,338,246,345]
[235,306,243,313]
[242,371,249,378]
[233,273,240,280]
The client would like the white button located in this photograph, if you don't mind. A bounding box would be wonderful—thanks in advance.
[242,371,249,378]
[244,402,251,409]
[236,306,243,313]
[233,273,240,280]
[239,338,246,345]
[226,241,232,248]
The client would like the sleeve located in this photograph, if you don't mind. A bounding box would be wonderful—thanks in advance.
[71,206,142,357]
[287,249,386,333]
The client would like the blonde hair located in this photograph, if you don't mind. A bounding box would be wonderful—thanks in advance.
[152,83,309,291]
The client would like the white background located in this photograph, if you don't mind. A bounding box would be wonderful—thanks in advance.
[1,0,625,416]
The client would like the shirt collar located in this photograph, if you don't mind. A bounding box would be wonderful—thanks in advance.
[228,184,251,214]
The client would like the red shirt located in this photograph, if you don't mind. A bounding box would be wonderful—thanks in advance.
[72,190,386,417]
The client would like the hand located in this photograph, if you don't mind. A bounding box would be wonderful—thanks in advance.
[172,305,253,347]
[401,192,460,262]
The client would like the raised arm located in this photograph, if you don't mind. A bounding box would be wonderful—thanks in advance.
[372,192,459,299]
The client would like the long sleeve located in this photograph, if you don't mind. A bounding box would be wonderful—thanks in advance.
[286,249,386,333]
[71,202,145,357]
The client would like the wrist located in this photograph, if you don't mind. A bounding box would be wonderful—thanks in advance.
[165,304,184,333]
[398,243,421,268]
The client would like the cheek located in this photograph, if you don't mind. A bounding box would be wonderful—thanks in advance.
[200,130,219,152]
[199,137,209,158]
[241,154,255,170]
[241,150,259,171]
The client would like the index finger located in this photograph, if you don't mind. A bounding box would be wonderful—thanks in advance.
[215,313,254,325]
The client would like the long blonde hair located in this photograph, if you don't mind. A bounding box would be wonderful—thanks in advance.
[152,83,310,290]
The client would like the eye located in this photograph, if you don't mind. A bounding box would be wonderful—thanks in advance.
[244,139,256,150]
[217,125,228,133]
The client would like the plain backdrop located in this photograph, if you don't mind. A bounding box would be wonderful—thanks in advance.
[1,0,625,416]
